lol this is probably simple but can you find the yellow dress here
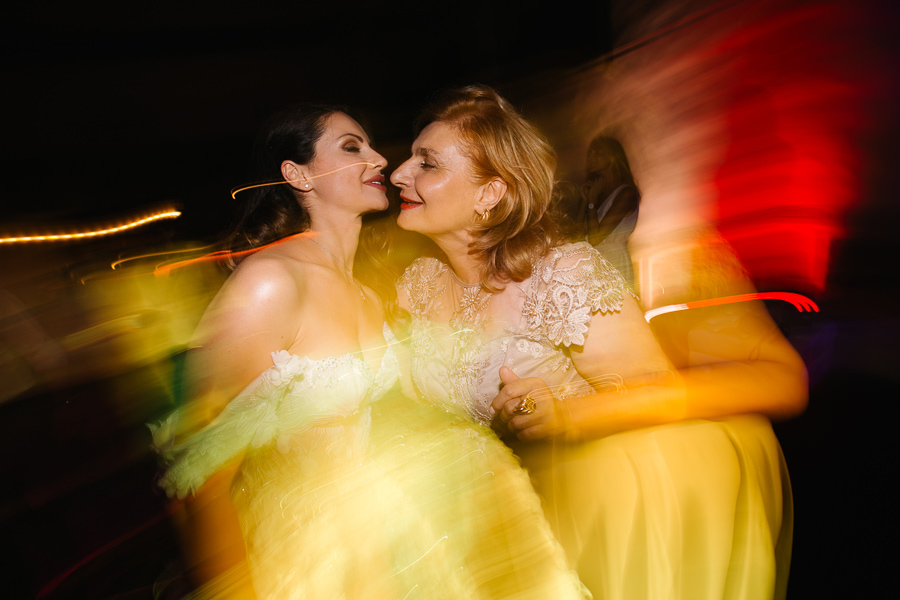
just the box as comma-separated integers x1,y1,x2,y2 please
151,324,588,599
400,243,793,600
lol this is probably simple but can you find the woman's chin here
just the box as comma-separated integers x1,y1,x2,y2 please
396,211,421,232
359,197,390,215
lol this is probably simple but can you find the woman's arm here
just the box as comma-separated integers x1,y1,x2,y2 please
493,294,681,440
494,291,807,441
187,256,306,422
649,298,808,420
172,465,257,599
174,255,307,597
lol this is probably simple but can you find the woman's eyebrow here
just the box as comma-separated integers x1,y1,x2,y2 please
338,133,366,143
416,147,438,158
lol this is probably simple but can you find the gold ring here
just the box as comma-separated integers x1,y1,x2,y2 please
514,394,536,415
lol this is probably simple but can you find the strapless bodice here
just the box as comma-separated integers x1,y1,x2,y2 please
150,323,399,497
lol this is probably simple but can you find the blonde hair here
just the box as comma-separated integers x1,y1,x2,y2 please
416,85,562,289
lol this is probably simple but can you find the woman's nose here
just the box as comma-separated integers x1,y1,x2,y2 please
390,160,411,186
369,150,387,170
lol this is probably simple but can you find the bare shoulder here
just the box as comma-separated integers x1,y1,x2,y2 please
184,248,314,409
224,247,311,307
193,247,310,347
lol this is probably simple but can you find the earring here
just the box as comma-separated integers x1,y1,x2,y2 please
480,209,491,221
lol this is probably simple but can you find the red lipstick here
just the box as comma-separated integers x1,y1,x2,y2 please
399,195,423,210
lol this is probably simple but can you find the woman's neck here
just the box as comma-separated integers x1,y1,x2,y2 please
307,214,363,267
432,231,485,285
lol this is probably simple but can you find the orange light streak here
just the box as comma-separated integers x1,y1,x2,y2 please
153,231,315,276
110,243,217,270
230,162,380,199
0,210,181,244
644,292,819,322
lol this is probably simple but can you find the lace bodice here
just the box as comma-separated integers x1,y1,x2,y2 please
150,324,400,497
399,242,632,425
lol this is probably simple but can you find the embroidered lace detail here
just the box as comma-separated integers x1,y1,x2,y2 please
399,257,494,330
401,243,633,426
398,258,447,319
150,324,400,498
524,242,633,347
451,285,492,330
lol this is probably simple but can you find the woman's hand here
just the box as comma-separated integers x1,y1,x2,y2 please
491,367,568,441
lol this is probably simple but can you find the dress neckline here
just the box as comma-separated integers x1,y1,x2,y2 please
274,322,397,380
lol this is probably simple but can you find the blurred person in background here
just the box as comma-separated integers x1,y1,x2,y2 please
574,135,641,290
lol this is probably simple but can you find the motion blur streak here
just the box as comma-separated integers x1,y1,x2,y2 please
525,0,883,303
644,292,820,322
153,231,322,276
111,243,217,270
0,209,181,244
230,161,381,198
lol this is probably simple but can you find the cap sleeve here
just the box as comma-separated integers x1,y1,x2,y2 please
524,242,634,347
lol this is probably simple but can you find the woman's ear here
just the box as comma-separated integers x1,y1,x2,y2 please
281,160,312,191
474,177,507,213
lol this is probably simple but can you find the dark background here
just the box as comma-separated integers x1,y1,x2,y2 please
1,1,897,598
1,0,616,236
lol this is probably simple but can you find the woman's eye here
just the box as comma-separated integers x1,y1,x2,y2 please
419,162,436,170
344,145,361,153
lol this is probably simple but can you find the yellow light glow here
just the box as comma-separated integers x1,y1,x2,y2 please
0,210,182,244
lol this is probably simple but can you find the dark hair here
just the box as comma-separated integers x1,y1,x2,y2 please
222,103,406,323
585,135,639,195
225,103,345,269
416,84,563,290
576,134,641,246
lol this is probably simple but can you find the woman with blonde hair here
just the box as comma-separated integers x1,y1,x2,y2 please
394,84,806,599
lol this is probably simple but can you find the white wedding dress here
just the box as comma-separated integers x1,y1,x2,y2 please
151,324,588,599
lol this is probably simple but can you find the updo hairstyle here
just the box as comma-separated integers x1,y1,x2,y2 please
225,103,345,268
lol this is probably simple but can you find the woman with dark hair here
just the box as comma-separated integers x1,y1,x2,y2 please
393,85,807,600
151,104,588,599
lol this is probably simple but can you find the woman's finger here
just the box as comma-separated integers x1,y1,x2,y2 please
509,396,566,440
492,378,544,414
506,394,552,431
